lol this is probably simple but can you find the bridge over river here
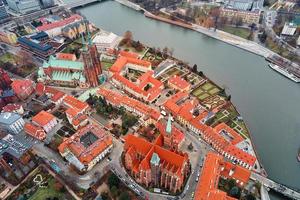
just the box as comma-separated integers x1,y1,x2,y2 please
251,173,300,200
64,0,105,9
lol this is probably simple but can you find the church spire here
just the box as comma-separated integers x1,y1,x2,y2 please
166,114,172,135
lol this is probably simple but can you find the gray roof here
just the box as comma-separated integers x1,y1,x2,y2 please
0,133,33,159
0,112,22,125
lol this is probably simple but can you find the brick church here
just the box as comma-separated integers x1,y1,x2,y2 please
123,115,190,193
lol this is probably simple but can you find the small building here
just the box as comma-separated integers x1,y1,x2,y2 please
0,133,36,185
92,30,121,53
32,110,57,133
18,32,54,60
36,14,85,38
168,75,191,92
58,124,113,171
24,122,46,141
281,22,297,37
0,112,25,134
66,107,88,130
11,79,35,100
2,104,24,115
221,8,261,24
6,0,41,14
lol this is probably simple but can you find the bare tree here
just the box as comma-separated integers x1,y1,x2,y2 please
17,50,33,66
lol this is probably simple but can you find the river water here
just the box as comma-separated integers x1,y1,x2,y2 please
67,1,300,199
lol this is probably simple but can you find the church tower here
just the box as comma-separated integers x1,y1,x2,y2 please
81,30,102,87
163,114,173,149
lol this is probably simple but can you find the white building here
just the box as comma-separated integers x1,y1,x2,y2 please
281,22,297,36
0,112,25,134
92,30,121,53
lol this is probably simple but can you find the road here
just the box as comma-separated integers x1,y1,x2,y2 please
251,172,300,200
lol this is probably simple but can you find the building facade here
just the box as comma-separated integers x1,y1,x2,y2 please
82,37,103,87
7,0,41,14
124,134,190,193
221,8,261,24
0,112,25,134
0,0,9,20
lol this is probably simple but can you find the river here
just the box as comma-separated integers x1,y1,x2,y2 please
67,1,300,199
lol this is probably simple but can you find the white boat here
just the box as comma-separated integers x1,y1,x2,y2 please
268,63,300,83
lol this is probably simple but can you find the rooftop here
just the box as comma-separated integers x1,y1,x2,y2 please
58,124,113,165
168,75,191,90
32,110,56,127
0,112,22,125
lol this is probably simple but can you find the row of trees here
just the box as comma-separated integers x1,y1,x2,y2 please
101,173,131,200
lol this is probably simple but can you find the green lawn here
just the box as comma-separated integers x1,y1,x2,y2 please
102,61,114,71
202,82,214,91
221,26,251,40
29,178,68,200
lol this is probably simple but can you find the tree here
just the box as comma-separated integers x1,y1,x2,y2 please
229,186,241,198
101,192,110,200
192,64,198,73
17,50,33,66
119,191,131,200
54,181,64,192
188,142,194,151
244,194,256,200
122,30,133,46
108,173,120,189
162,46,169,58
110,185,119,198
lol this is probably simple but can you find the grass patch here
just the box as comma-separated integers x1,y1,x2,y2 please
29,178,67,200
101,61,114,71
209,87,220,95
0,53,17,64
198,93,210,100
221,26,251,40
202,82,214,91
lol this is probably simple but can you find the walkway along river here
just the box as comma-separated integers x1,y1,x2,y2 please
67,0,300,199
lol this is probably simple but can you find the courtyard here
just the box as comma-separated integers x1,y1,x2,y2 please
7,166,75,200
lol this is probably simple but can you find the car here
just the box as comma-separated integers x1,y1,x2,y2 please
191,192,195,198
195,177,199,182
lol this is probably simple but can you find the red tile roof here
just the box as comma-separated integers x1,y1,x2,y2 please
214,123,244,145
195,152,244,200
37,14,82,31
110,56,151,73
168,75,191,91
24,123,46,141
11,79,34,99
58,124,113,165
32,110,56,127
119,50,139,58
2,104,22,113
124,134,188,177
98,88,161,121
56,53,76,61
63,95,89,112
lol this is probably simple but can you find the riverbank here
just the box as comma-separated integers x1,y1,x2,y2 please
114,0,300,74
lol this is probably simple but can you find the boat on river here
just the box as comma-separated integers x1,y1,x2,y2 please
297,148,300,162
268,63,300,83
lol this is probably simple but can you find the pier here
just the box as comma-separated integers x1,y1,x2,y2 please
65,0,104,9
251,173,300,200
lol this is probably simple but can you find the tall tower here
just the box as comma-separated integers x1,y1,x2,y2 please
81,31,102,88
163,114,173,149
